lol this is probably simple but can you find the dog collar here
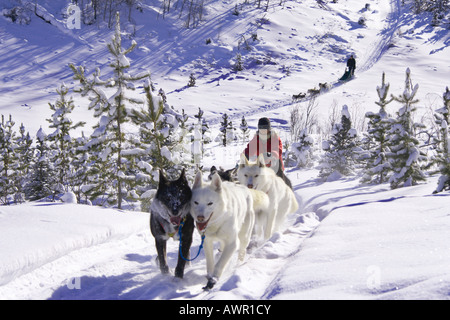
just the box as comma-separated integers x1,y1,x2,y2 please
160,216,187,238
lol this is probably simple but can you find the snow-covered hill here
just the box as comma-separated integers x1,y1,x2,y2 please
0,0,449,300
1,0,448,134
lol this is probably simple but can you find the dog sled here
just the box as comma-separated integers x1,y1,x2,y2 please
339,68,353,81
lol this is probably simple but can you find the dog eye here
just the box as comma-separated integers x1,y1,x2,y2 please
255,175,259,178
207,202,213,206
194,201,199,205
244,174,248,177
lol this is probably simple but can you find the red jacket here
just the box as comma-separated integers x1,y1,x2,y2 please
244,132,284,171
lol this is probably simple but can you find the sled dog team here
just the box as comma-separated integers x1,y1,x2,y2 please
150,154,298,290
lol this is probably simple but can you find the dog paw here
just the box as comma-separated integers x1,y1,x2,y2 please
202,277,217,291
238,250,246,261
172,276,183,283
160,265,170,274
174,271,184,279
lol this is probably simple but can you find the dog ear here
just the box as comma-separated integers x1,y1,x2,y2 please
210,172,222,192
193,171,203,189
257,154,266,168
239,153,249,168
178,168,187,182
158,169,167,186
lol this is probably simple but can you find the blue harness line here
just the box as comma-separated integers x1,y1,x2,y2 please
178,220,205,262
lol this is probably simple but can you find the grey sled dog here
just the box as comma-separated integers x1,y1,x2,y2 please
150,169,194,278
190,171,255,290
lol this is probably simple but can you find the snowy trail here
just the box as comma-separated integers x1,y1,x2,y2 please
358,0,401,72
1,172,449,300
0,172,319,300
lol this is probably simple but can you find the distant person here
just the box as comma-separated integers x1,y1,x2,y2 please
243,117,284,173
347,55,356,77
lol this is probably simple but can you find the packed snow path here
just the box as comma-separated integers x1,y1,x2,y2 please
358,0,401,72
0,175,319,300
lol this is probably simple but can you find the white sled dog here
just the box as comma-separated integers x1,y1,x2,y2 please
247,188,270,243
238,154,299,240
190,171,255,290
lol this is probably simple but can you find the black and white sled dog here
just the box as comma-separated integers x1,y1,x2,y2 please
208,165,238,182
150,169,194,278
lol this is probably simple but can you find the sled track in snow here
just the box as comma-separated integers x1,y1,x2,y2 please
207,95,299,126
359,0,401,72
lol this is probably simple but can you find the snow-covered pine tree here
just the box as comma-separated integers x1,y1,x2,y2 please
193,107,210,145
361,72,394,184
0,115,19,204
194,107,203,123
318,105,360,180
25,128,55,201
46,84,85,194
192,120,203,165
188,73,196,87
220,113,230,146
13,123,33,204
433,87,450,193
388,68,427,189
70,132,91,204
201,117,211,144
158,88,167,103
189,108,204,162
234,53,243,71
129,80,181,191
179,109,190,133
70,12,149,209
227,120,236,144
289,128,314,168
240,116,250,144
177,108,192,163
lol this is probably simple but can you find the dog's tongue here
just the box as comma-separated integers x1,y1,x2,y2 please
170,216,182,226
196,221,208,232
196,214,213,232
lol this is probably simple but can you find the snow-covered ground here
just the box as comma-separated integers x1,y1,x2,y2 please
0,171,449,300
0,0,449,300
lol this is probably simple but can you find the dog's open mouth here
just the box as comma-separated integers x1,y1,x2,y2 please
196,214,213,232
170,216,182,226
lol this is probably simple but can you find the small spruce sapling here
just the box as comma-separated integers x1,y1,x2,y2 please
433,87,450,193
361,72,394,184
388,68,427,189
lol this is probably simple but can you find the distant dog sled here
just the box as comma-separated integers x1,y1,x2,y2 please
339,68,352,81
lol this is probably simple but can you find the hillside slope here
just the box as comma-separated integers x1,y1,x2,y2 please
1,0,448,136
